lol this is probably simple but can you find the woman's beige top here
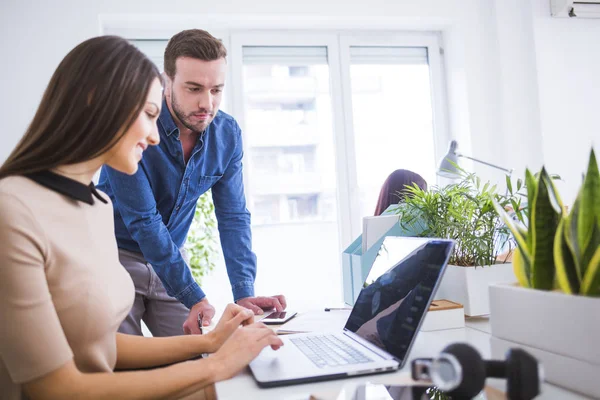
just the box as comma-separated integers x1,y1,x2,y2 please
0,172,134,399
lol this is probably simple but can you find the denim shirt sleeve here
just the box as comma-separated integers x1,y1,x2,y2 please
104,165,205,309
211,122,257,301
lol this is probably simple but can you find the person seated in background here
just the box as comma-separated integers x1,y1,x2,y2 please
0,35,281,400
374,169,428,216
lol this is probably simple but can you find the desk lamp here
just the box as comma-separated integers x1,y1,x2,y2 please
437,140,513,178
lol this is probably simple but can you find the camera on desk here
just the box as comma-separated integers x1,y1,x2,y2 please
410,343,543,400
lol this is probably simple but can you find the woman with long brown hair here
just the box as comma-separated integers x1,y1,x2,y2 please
0,36,281,400
374,169,428,216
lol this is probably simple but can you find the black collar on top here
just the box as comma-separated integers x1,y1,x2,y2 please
25,170,108,205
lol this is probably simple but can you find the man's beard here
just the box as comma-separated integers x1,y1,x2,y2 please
171,90,212,133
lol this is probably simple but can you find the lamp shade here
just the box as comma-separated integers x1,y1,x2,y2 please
437,140,461,178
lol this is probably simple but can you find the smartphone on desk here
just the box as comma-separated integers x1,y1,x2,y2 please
260,310,297,325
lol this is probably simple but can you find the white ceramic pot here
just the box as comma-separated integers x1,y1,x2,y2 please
434,263,516,316
489,283,600,398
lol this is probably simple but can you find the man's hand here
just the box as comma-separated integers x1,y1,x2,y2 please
182,298,215,335
236,295,287,315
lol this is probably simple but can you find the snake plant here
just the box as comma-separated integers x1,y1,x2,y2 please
493,149,600,296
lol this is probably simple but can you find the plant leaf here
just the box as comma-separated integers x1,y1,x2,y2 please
565,194,584,280
541,171,565,213
578,149,600,274
515,220,528,238
492,199,531,263
581,246,600,296
581,218,600,276
525,169,537,250
513,247,531,288
554,217,580,294
530,168,559,290
506,175,513,195
482,181,490,195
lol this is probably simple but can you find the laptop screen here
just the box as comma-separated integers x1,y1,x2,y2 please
344,238,454,362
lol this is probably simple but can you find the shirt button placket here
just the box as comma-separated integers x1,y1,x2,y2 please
175,177,189,212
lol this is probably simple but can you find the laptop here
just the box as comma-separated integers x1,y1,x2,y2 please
249,237,455,387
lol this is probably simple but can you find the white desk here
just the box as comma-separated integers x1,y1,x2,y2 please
215,311,590,400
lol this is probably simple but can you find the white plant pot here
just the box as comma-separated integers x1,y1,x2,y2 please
489,283,600,398
434,263,515,316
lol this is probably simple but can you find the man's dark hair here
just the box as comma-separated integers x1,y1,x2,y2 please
164,29,227,79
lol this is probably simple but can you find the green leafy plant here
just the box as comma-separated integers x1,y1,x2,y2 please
395,168,517,267
493,149,600,296
184,191,218,285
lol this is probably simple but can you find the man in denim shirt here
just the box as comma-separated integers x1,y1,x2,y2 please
98,29,286,336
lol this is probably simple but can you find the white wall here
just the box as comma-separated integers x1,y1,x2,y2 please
492,0,545,177
531,0,600,204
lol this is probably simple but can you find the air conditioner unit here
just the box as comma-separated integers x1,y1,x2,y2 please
550,0,600,17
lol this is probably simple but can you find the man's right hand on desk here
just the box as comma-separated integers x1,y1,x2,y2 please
236,295,287,315
183,298,215,335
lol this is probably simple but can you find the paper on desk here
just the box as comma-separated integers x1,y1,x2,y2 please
276,310,351,334
362,215,399,254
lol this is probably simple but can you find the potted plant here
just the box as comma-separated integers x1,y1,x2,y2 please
394,169,518,316
489,149,600,397
184,191,219,285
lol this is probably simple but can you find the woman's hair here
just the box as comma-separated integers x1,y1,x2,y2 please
163,29,227,80
0,35,161,179
374,169,428,216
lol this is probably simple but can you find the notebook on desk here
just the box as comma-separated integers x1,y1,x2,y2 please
249,238,455,387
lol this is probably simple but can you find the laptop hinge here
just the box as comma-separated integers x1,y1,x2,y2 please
343,329,397,361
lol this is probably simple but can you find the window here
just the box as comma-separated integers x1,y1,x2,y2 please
287,194,319,220
237,43,342,308
348,46,438,221
241,45,338,226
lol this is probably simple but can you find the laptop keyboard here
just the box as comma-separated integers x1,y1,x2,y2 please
290,334,373,368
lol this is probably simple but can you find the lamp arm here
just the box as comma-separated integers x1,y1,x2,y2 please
458,154,513,175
